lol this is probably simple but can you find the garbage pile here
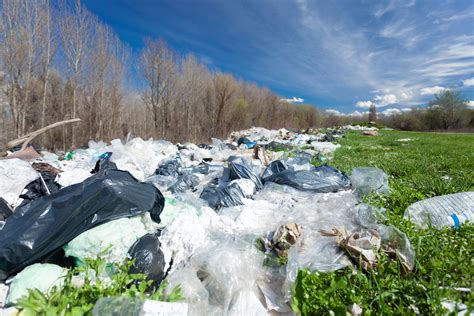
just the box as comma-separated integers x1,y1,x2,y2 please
1,126,417,315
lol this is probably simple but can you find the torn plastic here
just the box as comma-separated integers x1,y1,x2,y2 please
263,165,350,192
0,159,38,207
6,263,66,305
351,167,389,197
404,192,474,229
128,233,166,288
0,169,164,281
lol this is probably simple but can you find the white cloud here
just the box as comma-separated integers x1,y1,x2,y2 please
467,100,474,108
325,109,343,116
401,108,412,112
281,96,304,103
348,110,368,116
420,86,447,95
381,108,402,116
463,77,474,87
355,100,374,108
374,94,398,106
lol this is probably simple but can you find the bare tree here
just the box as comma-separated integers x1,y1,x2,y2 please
59,0,93,146
139,38,176,139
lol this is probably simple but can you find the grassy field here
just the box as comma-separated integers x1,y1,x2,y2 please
293,130,474,315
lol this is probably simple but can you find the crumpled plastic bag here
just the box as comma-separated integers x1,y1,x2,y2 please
263,165,350,192
128,233,166,288
0,169,164,281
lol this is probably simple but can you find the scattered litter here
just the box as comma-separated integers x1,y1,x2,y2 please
351,167,389,197
362,130,379,136
396,138,412,142
0,126,424,314
404,192,474,229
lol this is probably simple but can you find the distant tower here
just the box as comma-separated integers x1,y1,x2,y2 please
368,104,377,122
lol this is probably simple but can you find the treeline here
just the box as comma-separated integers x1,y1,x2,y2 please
0,0,319,150
320,90,474,131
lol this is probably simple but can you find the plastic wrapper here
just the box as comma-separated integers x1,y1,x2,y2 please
0,158,38,207
6,263,66,305
404,192,474,229
128,233,166,288
263,165,350,192
351,167,389,197
0,169,164,281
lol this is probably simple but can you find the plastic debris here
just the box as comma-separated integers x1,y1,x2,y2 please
6,264,66,305
128,233,166,288
351,167,390,197
0,159,38,207
263,165,350,192
0,169,164,281
404,192,474,229
64,215,158,265
271,223,303,257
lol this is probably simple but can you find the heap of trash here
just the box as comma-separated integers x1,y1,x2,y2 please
0,125,468,315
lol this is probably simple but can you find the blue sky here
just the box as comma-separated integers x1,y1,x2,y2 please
83,0,474,115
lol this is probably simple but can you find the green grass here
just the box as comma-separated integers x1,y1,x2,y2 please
293,130,474,315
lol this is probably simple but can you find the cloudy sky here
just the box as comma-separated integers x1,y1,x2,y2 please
83,0,474,115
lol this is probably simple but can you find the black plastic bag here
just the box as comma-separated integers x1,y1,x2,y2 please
228,160,263,190
0,197,12,222
0,169,164,281
169,174,199,193
200,182,245,210
261,160,289,180
155,160,181,177
128,233,166,288
18,172,61,207
263,165,350,192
